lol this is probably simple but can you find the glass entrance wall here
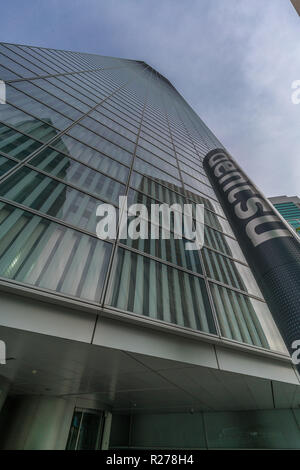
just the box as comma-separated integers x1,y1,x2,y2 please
66,409,104,450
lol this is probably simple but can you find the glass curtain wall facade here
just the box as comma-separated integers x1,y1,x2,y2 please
0,43,286,354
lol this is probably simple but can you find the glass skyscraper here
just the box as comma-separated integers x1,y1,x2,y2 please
0,43,299,450
269,196,300,235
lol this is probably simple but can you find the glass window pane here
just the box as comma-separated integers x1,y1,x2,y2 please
182,169,211,188
82,115,137,144
27,152,126,205
179,160,207,179
6,85,72,130
0,124,43,159
121,233,203,274
0,50,34,78
0,64,20,80
204,226,246,263
108,247,216,334
47,76,96,108
205,410,300,449
30,146,129,184
184,182,217,201
92,108,138,135
0,154,18,176
0,104,60,142
13,81,82,120
134,157,181,187
202,248,263,298
0,166,113,233
0,44,45,75
52,133,133,167
76,412,103,450
69,123,135,154
136,146,179,178
33,78,91,114
0,202,112,302
66,411,82,450
209,283,270,348
130,171,184,204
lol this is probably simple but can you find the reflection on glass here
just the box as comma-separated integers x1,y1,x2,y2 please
13,81,82,120
66,410,104,450
130,172,184,204
52,133,133,167
0,154,17,176
31,146,129,184
0,166,114,233
0,203,111,301
28,152,126,205
136,146,179,178
134,158,181,186
204,225,232,257
202,248,263,298
82,115,137,144
182,170,211,190
68,123,135,154
209,283,269,348
184,182,217,201
0,123,43,159
122,226,202,274
248,299,287,353
108,247,216,333
6,85,72,130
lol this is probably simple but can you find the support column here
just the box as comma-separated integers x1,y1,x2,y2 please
0,395,74,450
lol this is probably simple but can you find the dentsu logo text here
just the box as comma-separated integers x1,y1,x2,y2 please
96,196,205,251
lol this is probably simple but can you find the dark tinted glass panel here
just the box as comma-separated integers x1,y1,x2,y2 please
0,104,60,142
52,133,133,167
30,147,129,184
6,85,72,129
0,154,17,176
134,157,181,186
0,166,111,233
209,283,269,348
0,124,43,159
108,247,215,333
122,232,202,274
0,202,111,301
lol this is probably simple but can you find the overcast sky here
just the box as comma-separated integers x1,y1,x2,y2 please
1,0,299,197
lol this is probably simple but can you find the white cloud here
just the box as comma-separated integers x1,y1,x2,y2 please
98,0,300,195
2,0,299,196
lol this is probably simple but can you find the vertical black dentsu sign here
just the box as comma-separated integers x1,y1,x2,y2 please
203,148,300,368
